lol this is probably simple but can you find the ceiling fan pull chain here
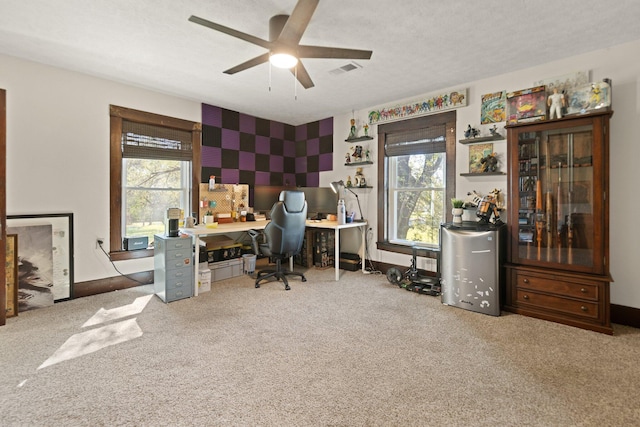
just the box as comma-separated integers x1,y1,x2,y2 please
268,54,272,92
294,65,298,100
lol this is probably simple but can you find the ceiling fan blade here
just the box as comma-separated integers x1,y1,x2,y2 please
291,61,315,89
277,0,319,45
297,45,373,60
223,53,271,74
189,15,271,49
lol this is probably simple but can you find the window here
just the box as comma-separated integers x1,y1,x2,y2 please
377,112,456,254
110,106,201,260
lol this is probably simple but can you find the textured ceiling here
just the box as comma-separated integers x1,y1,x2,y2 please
2,0,640,125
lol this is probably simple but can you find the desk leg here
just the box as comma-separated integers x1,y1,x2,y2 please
334,227,340,281
193,235,200,297
361,224,366,274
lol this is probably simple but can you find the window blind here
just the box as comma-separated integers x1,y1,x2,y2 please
384,124,446,156
121,120,192,160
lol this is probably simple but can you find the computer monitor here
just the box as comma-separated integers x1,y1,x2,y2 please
251,186,291,213
302,187,337,220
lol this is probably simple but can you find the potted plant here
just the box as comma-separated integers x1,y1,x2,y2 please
451,198,464,224
203,210,214,224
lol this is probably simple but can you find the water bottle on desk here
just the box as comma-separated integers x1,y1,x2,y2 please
337,199,346,225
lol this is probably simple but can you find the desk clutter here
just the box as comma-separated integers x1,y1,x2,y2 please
198,183,250,224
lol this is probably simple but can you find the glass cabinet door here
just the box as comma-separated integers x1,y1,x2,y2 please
512,119,602,272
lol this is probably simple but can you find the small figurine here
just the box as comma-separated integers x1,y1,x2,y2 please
348,118,358,139
489,124,499,136
346,176,352,187
354,167,365,187
548,87,565,119
363,123,369,137
465,124,479,138
351,145,363,162
480,152,499,172
345,152,351,164
365,149,371,162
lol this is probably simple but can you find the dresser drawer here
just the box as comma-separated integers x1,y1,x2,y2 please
165,285,193,302
515,272,598,301
164,238,191,251
515,289,599,319
164,250,192,271
165,274,193,292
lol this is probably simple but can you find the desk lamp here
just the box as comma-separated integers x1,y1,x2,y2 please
330,180,365,222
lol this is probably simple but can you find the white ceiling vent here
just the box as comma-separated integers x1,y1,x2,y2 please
329,61,363,75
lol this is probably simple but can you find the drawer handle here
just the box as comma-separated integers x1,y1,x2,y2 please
523,294,529,300
581,306,587,312
580,288,587,293
175,282,184,288
523,278,530,284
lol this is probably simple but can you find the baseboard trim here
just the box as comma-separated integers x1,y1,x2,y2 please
74,270,153,298
611,304,640,329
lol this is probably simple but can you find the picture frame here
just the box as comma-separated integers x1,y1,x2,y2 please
5,234,18,318
481,91,506,124
7,213,74,309
469,143,494,173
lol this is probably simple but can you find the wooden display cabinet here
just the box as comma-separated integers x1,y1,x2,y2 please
504,110,613,334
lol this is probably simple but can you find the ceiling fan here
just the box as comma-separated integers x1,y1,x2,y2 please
188,0,373,89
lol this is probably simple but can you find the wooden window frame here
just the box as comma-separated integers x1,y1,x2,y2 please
376,111,456,256
109,105,201,260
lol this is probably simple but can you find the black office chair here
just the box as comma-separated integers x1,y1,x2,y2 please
249,190,308,290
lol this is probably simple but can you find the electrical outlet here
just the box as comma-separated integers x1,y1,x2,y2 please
96,237,105,249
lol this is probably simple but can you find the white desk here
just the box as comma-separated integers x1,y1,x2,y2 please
304,220,368,280
181,219,367,295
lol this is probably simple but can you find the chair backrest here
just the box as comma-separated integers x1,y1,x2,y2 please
263,190,308,257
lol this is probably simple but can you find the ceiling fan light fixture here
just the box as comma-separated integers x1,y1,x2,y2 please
269,52,298,69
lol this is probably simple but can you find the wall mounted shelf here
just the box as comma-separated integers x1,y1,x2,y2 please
459,135,504,144
460,172,506,177
345,136,374,143
345,161,373,166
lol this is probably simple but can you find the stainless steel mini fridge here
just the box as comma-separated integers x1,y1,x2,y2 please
440,222,506,316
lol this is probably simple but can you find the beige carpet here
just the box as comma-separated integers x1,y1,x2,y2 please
1,265,639,426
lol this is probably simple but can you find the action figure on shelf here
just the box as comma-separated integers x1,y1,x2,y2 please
363,123,369,137
345,152,351,164
348,118,357,139
351,145,363,162
489,124,499,136
365,149,371,162
480,152,499,172
354,167,366,187
464,124,479,138
548,87,565,119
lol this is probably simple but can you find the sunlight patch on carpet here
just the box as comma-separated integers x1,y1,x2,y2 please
38,318,143,370
82,294,153,327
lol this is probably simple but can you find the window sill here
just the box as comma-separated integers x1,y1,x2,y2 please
109,248,154,261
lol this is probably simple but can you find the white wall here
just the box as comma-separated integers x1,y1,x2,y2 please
326,39,640,309
1,54,201,282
